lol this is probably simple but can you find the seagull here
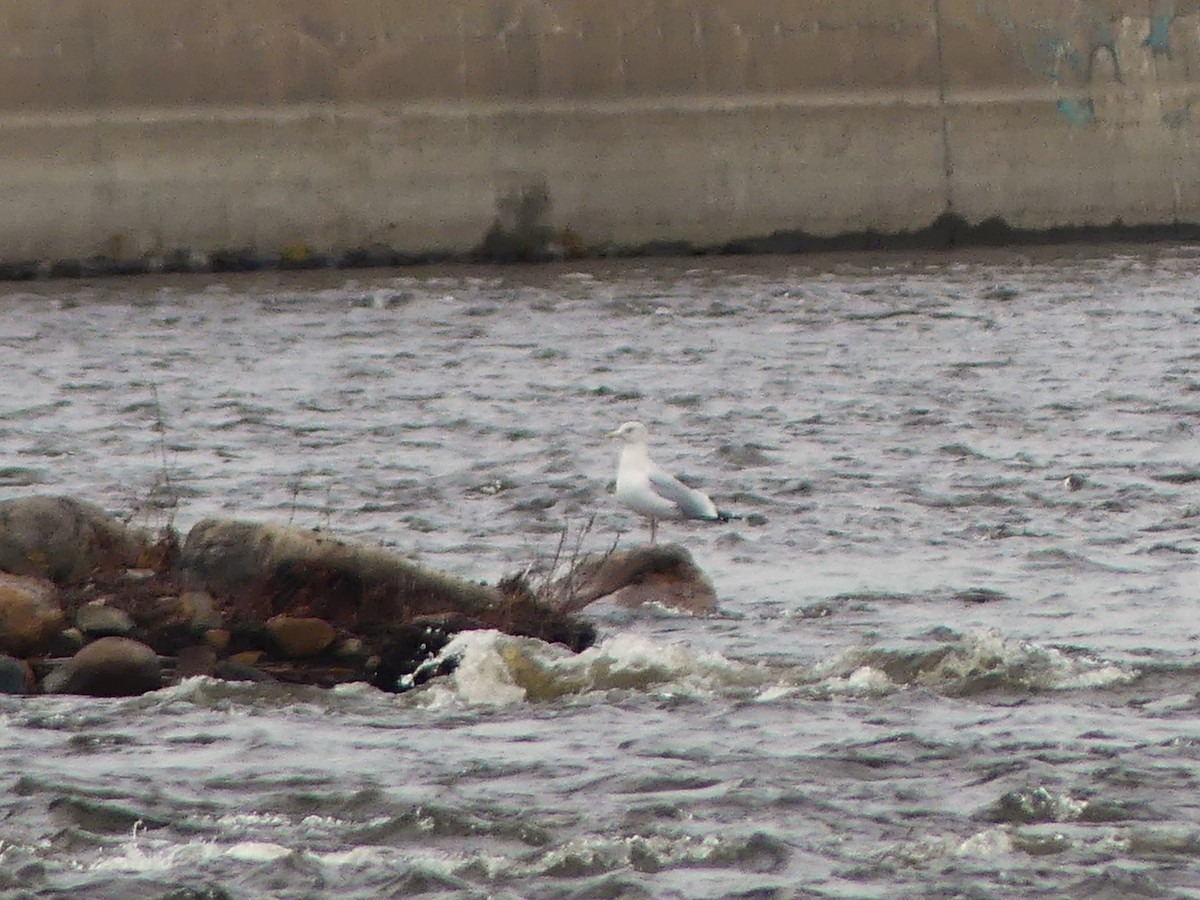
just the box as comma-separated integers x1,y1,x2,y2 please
606,420,736,544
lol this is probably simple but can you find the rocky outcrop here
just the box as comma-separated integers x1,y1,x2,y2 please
0,495,726,696
0,496,149,583
179,518,501,626
0,495,610,696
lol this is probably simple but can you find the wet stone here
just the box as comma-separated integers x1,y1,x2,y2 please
74,600,135,638
0,572,65,658
0,654,33,694
175,645,217,680
0,495,148,584
266,615,337,659
213,659,276,683
43,636,162,697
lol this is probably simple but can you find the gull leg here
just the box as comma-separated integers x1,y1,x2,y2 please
649,518,657,545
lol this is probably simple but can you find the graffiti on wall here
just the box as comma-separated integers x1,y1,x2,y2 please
972,0,1194,127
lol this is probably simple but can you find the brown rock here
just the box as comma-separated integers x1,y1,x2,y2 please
177,590,223,629
213,659,275,683
0,572,65,657
545,544,718,614
333,637,366,660
43,637,162,697
178,518,500,627
0,495,149,584
203,628,231,653
175,645,217,680
75,600,135,637
266,615,336,658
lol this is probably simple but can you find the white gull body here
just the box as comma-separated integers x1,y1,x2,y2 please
607,421,730,543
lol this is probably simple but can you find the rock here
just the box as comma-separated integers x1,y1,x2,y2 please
0,572,66,656
213,659,276,683
50,626,85,657
176,590,223,629
0,654,33,694
179,518,501,627
204,628,231,653
333,637,365,660
545,544,718,614
0,495,148,584
75,600,135,637
175,645,217,680
370,623,454,693
266,615,336,658
128,589,225,655
43,637,162,697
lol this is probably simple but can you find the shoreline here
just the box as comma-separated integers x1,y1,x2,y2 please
1,213,1199,283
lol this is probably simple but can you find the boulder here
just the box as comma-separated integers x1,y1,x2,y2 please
179,518,501,627
175,645,217,680
43,636,162,697
544,544,718,614
0,654,33,694
50,627,86,657
213,658,276,683
204,628,231,653
0,572,66,656
266,615,336,658
0,495,148,584
75,600,135,638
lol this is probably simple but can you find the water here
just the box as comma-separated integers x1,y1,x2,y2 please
0,246,1198,898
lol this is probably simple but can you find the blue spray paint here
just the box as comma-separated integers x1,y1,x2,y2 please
1144,9,1174,55
1056,98,1095,126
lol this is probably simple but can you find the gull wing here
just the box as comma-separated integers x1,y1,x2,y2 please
648,470,718,520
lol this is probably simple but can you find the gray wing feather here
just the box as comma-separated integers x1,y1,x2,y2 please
648,470,718,519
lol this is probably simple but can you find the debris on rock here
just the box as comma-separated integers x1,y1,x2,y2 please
542,543,718,614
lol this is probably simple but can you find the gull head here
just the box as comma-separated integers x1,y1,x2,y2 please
606,421,649,445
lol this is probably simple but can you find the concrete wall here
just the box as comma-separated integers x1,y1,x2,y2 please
1,0,1198,263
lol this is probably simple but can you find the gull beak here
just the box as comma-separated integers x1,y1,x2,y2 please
605,427,621,440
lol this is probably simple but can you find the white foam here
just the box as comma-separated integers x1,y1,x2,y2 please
828,665,896,695
442,630,531,705
88,841,193,874
430,630,754,706
954,827,1014,859
930,630,1139,691
311,846,395,867
814,629,1138,695
213,812,291,830
225,841,293,862
889,827,1014,865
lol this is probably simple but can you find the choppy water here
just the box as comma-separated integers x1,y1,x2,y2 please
0,246,1199,898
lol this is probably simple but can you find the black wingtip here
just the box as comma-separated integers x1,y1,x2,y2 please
716,510,742,523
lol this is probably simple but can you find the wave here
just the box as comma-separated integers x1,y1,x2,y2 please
87,627,1138,712
813,629,1139,698
419,630,763,706
414,627,1138,707
68,819,788,897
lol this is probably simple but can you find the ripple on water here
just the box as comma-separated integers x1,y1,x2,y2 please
0,252,1199,896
